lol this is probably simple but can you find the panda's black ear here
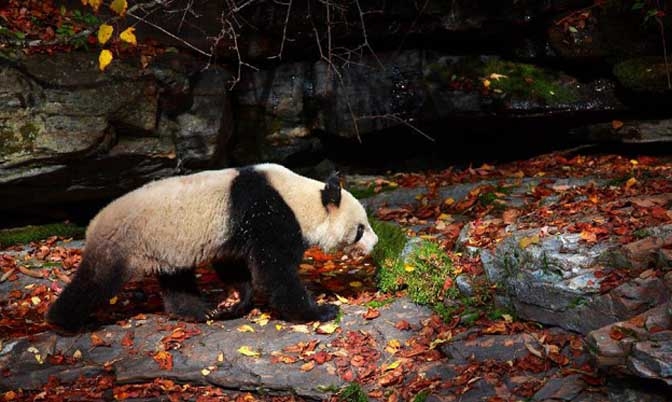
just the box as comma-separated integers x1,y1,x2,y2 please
321,171,342,208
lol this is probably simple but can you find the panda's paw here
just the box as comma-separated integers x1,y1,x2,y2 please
316,304,339,322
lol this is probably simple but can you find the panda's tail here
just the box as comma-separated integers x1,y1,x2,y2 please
46,257,126,331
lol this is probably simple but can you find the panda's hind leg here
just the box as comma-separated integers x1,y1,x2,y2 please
158,269,210,322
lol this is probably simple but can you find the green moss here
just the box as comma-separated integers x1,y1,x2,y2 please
412,391,430,402
0,223,85,248
426,56,579,104
614,58,672,91
483,59,578,104
371,219,408,293
338,383,368,402
365,298,395,309
403,242,453,305
350,182,398,200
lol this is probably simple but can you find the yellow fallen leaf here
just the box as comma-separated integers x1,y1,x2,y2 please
31,296,41,305
385,339,401,354
98,49,113,71
429,335,452,350
300,361,316,372
404,264,415,273
119,27,137,46
444,198,455,205
109,296,118,305
275,324,284,331
316,322,339,334
349,281,363,288
335,294,349,304
97,24,113,45
384,360,402,371
109,0,127,15
290,324,310,333
483,79,491,88
73,350,82,360
625,177,637,190
519,235,540,249
251,313,271,326
489,73,508,81
237,346,260,358
502,314,513,323
217,352,224,363
201,368,211,376
237,324,255,333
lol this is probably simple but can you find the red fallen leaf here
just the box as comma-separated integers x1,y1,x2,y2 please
611,120,624,130
363,308,380,320
121,331,134,347
312,350,330,364
378,367,403,386
651,206,671,221
47,354,65,365
153,350,173,370
395,320,411,331
350,355,367,367
649,325,666,334
90,333,109,347
341,368,356,382
609,326,625,341
502,209,521,224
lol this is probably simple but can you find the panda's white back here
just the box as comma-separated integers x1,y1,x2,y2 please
85,168,239,276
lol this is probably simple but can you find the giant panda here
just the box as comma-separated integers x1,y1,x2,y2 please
46,163,378,330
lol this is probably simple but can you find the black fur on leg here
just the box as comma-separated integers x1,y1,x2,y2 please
159,269,210,322
230,167,338,323
208,260,254,319
46,257,127,331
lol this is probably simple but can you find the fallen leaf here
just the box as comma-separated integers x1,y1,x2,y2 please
384,360,402,371
316,322,339,334
90,333,109,347
201,368,210,376
519,235,540,249
395,320,411,330
153,350,173,370
237,324,255,333
612,120,624,130
363,308,380,320
238,346,261,358
300,361,316,372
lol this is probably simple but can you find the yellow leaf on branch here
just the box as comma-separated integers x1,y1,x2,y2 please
119,27,137,45
110,0,128,16
82,0,102,12
98,49,113,71
97,24,113,45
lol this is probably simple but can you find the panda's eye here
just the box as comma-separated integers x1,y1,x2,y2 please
354,224,365,243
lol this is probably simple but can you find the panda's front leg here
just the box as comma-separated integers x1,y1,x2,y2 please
249,247,338,323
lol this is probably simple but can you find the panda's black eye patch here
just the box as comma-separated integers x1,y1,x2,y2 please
354,224,365,243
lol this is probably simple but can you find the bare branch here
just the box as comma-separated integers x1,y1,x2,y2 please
358,114,435,142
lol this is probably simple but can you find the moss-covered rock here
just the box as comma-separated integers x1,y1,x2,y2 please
0,223,85,248
614,57,672,92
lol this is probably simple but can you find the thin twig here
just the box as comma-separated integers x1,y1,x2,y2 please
358,114,435,142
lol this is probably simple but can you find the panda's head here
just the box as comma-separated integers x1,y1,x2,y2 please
318,173,378,256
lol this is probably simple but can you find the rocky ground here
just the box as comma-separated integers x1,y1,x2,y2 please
1,151,672,401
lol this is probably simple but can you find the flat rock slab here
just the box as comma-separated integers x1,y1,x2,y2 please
0,299,431,399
